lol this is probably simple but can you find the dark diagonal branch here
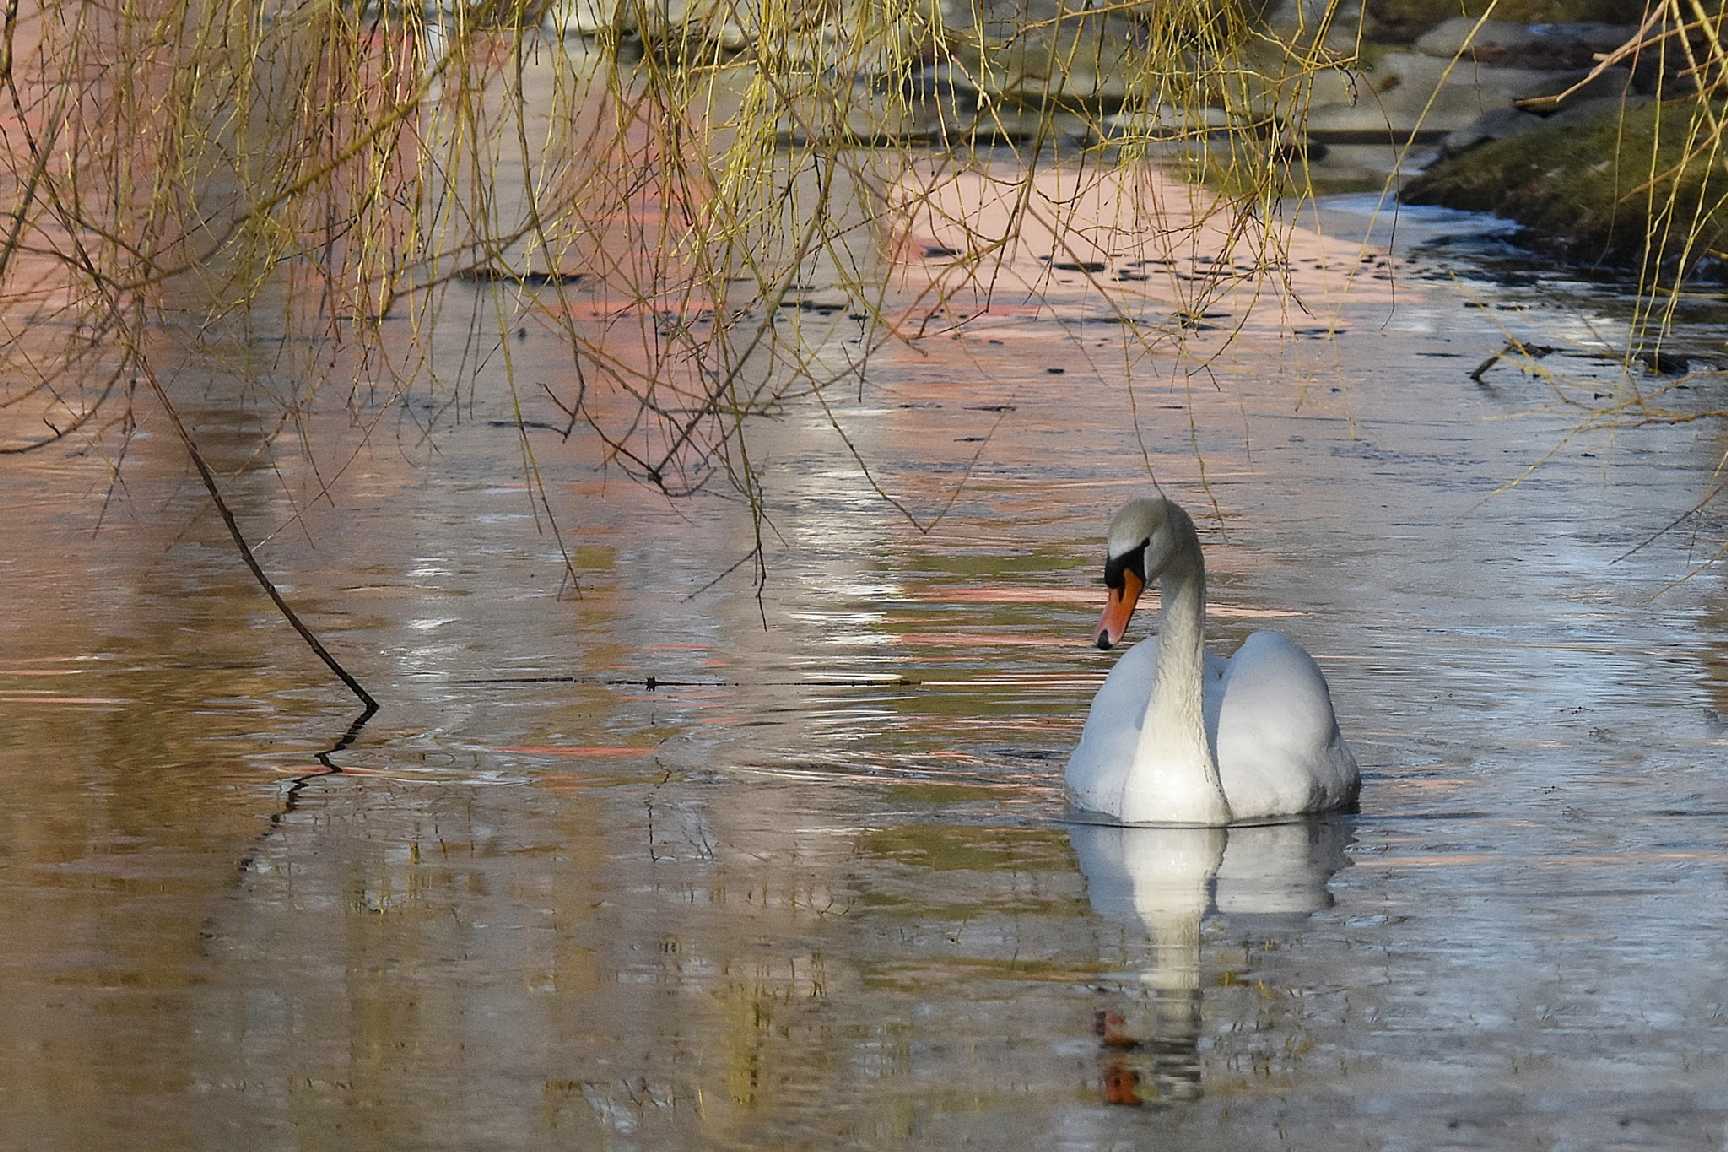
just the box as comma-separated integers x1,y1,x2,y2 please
143,367,380,714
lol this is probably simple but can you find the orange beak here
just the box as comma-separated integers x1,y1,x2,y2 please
1095,568,1144,650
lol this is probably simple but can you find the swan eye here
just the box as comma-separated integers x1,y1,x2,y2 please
1103,539,1149,590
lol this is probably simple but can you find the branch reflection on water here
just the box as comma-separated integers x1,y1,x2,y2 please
1069,819,1353,1107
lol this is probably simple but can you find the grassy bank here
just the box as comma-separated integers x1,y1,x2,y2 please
1402,100,1728,281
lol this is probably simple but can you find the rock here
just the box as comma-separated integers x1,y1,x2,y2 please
1513,66,1634,114
941,106,1090,146
1546,93,1655,125
1304,102,1428,145
997,58,1134,106
1245,57,1363,117
1306,99,1458,143
1439,106,1546,158
1264,0,1365,54
778,94,940,147
868,63,982,111
1539,22,1641,54
1302,66,1366,109
546,0,758,50
1097,104,1231,142
941,1,1260,109
709,19,753,52
967,11,1147,107
1375,50,1571,100
1414,18,1537,63
542,0,623,37
940,0,1033,33
1628,45,1696,95
1305,140,1439,184
1306,53,1574,142
1415,17,1638,70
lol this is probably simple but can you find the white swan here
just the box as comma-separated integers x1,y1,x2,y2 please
1065,496,1359,824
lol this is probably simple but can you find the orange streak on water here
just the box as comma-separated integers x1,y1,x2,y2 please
498,745,651,758
894,633,1058,647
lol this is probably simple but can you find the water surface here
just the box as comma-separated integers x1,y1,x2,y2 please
3,85,1728,1151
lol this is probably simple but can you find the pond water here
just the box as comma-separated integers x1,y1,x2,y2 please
4,66,1728,1152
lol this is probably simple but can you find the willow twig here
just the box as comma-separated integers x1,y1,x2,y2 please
144,368,379,714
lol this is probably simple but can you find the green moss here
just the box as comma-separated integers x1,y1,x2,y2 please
853,891,1086,919
883,783,1014,804
861,955,1113,990
858,824,1075,872
1402,100,1728,278
897,546,1082,578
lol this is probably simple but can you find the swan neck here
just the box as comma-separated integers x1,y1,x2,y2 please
1156,564,1205,690
1148,551,1208,750
1130,513,1232,823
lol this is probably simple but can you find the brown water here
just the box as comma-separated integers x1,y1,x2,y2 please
5,56,1728,1151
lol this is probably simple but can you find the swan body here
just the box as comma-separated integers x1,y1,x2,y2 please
1065,497,1359,825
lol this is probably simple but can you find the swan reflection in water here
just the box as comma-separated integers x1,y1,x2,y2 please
1068,819,1353,1107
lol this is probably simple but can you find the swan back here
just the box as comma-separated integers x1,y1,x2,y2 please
1207,631,1359,820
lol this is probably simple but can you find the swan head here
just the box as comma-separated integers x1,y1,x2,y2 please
1096,496,1187,650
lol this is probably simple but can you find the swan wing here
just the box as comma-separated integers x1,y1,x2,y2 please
1065,635,1160,814
1208,631,1359,820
